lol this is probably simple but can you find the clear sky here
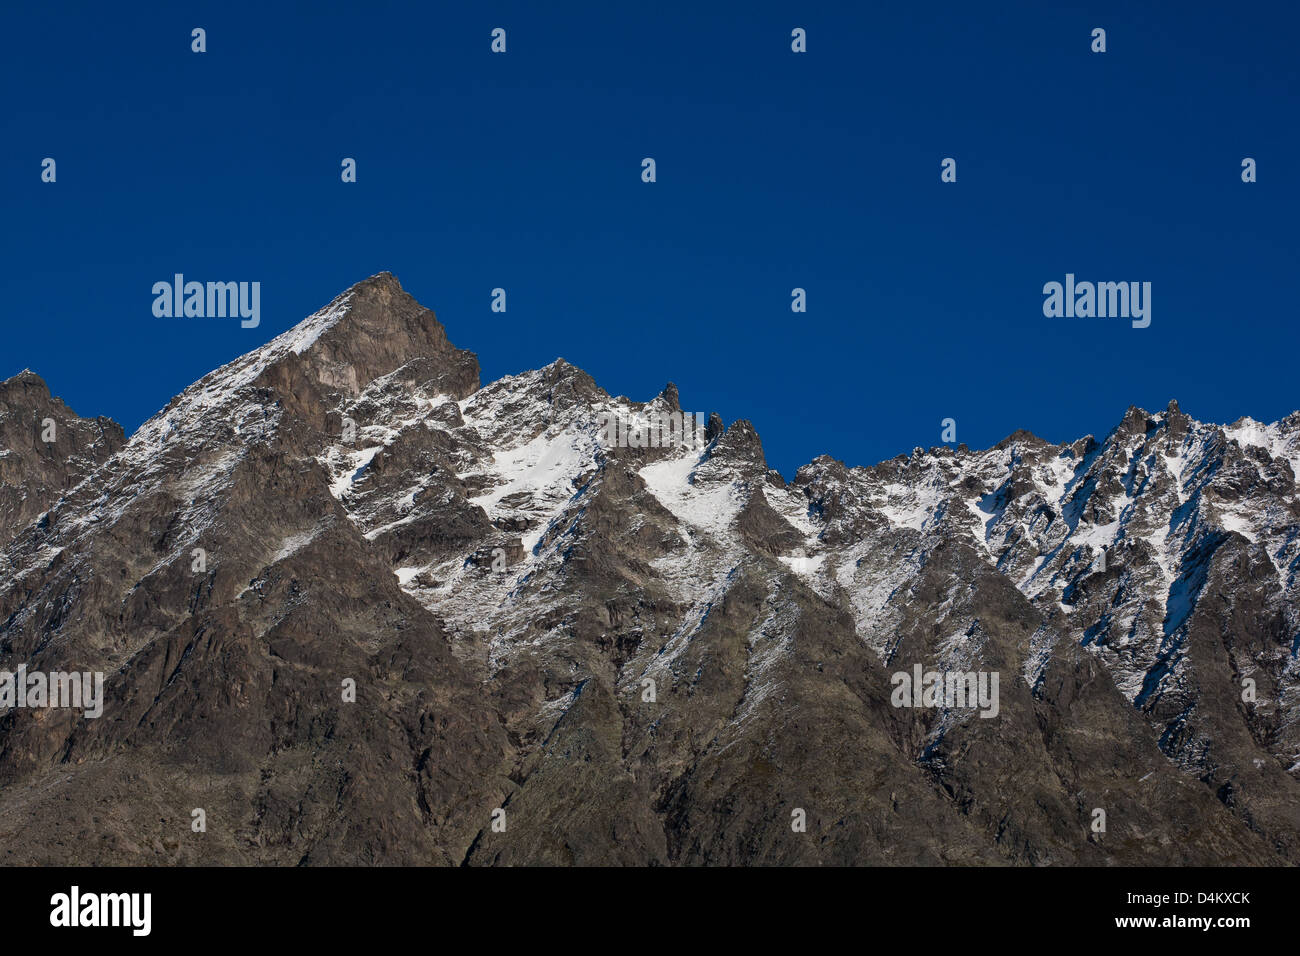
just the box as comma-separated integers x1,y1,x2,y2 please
3,1,1297,476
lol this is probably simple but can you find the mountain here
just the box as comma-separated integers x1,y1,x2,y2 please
1,272,1296,865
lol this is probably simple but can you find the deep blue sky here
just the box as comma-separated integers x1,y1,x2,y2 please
3,1,1297,476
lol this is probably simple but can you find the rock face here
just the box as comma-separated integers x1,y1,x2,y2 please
0,272,1296,865
0,371,125,549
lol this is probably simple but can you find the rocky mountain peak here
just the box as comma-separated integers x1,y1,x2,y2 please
1,368,48,394
285,272,478,400
0,369,125,547
1114,403,1156,438
693,418,767,485
993,428,1048,452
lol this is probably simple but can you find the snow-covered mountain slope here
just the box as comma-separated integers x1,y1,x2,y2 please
787,404,1300,773
0,272,1295,865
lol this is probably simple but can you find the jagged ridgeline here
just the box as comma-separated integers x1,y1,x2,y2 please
1,273,1297,865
